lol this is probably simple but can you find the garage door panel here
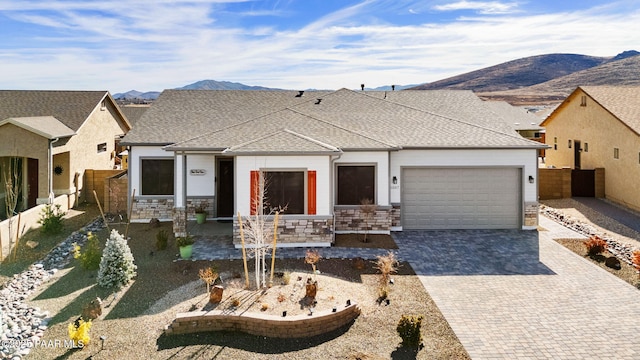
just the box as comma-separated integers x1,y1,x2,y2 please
402,168,521,230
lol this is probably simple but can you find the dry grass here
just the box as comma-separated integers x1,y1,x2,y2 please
556,238,640,289
21,218,469,359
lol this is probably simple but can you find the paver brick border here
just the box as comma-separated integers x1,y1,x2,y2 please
165,303,361,338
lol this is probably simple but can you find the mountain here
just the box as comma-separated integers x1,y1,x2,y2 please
479,53,640,104
177,79,282,91
113,90,161,100
410,53,611,92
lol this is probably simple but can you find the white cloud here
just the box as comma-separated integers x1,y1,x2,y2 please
433,1,520,15
0,1,639,92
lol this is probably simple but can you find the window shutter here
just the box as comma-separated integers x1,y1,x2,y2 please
308,170,316,215
250,171,259,215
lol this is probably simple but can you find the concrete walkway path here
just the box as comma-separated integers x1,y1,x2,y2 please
394,217,640,359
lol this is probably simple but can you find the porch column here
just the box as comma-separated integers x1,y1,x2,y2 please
172,152,187,237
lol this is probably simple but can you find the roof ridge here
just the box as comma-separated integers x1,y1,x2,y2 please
282,128,340,151
286,106,399,149
355,89,540,143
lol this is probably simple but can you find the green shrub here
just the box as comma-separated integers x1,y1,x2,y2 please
38,204,66,235
79,232,101,270
156,229,168,250
397,314,424,348
97,229,137,289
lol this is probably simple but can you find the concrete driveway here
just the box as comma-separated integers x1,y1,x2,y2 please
393,217,640,359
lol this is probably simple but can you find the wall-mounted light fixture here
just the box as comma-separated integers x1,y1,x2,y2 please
528,175,535,184
392,176,398,185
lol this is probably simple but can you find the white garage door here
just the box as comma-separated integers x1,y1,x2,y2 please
402,168,521,230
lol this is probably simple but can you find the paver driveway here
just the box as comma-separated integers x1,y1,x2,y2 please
393,217,640,359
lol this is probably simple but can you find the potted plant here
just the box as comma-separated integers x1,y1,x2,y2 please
194,202,208,224
176,235,195,259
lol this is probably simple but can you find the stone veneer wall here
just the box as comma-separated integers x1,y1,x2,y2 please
334,206,392,233
524,202,538,227
165,304,361,338
130,198,174,220
233,216,333,246
173,207,186,237
390,204,401,229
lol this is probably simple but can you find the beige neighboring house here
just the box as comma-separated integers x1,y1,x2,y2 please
541,86,640,211
486,101,546,157
0,91,131,218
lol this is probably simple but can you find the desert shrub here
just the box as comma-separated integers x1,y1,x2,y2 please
632,250,640,271
38,204,66,235
97,229,137,289
156,229,168,250
305,250,321,274
375,251,399,299
397,314,424,348
68,318,91,348
282,271,291,285
79,232,101,270
584,236,607,257
198,266,218,294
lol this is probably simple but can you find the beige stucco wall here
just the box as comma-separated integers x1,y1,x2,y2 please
53,100,128,197
0,124,49,200
544,89,640,211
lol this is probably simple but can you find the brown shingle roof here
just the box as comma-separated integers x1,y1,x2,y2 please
124,88,545,151
580,86,640,135
0,90,116,132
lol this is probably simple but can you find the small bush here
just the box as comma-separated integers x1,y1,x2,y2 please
68,318,91,348
282,271,291,285
97,229,137,289
261,303,269,311
79,232,101,270
632,250,640,271
305,250,321,274
156,229,168,250
584,236,607,257
198,266,218,294
375,251,399,298
397,314,424,348
38,204,66,235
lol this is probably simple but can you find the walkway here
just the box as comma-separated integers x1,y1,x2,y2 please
574,197,640,233
396,217,640,359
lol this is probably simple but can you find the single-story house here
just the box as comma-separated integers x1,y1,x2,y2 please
121,88,545,247
0,91,131,217
541,86,640,211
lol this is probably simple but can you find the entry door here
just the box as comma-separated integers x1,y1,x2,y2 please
216,158,234,217
27,158,38,208
574,140,581,169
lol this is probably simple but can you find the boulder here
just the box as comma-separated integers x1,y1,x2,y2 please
605,256,621,270
209,285,224,304
305,278,317,299
81,297,103,321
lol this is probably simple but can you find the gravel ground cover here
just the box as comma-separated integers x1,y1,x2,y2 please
21,218,468,359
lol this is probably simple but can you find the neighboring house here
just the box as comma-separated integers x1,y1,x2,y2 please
485,101,545,143
121,88,545,246
541,86,640,211
0,91,131,217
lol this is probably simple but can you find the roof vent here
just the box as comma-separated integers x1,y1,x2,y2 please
296,90,304,97
315,98,322,104
360,84,365,91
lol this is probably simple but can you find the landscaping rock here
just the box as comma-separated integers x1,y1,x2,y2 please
81,297,103,321
353,257,366,270
25,241,39,249
209,285,224,304
0,217,104,359
605,256,622,270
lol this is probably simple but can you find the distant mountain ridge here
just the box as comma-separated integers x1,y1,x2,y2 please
114,50,639,104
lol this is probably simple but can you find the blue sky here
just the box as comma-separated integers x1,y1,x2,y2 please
0,0,638,93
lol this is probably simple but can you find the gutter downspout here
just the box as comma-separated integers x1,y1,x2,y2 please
48,138,60,204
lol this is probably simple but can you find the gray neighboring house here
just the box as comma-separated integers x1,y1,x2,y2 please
121,88,545,247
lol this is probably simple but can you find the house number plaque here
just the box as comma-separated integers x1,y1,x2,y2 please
190,169,206,176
